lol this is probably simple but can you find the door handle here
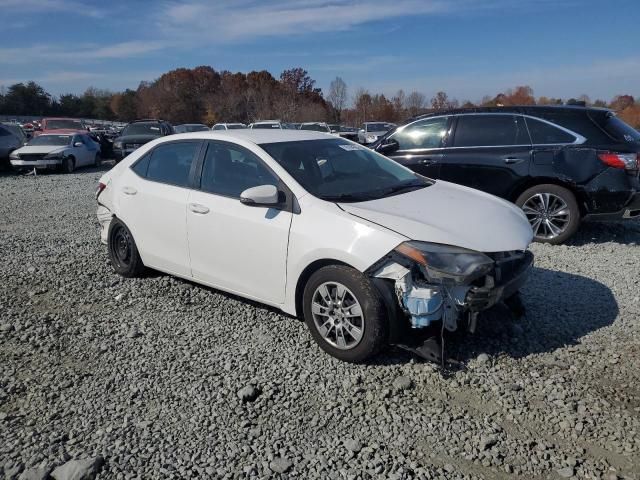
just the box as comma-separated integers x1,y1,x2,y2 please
504,157,525,165
189,203,210,214
122,186,137,195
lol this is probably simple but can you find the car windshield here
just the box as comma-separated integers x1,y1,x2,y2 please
300,123,330,132
366,123,392,132
227,124,246,129
601,115,640,143
28,135,71,146
253,123,280,129
46,119,83,130
122,123,163,136
260,138,431,202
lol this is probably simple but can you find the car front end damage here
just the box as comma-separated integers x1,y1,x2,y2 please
367,242,534,364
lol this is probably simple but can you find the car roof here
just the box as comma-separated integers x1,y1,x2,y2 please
409,105,612,122
161,129,334,144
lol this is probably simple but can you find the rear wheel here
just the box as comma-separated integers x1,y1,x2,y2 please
108,218,146,277
515,184,580,244
302,265,387,363
93,153,101,167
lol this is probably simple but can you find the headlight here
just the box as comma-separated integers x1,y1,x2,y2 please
114,141,123,149
395,241,494,285
366,135,377,142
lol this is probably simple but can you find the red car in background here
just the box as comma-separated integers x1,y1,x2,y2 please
38,118,87,136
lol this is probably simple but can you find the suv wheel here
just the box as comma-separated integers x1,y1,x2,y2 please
302,265,387,363
516,184,580,244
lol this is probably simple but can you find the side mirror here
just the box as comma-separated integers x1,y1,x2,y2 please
74,141,83,147
240,184,281,207
377,138,399,154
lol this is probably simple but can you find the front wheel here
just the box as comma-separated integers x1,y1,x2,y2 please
61,156,75,174
515,184,580,244
302,265,387,363
108,218,146,277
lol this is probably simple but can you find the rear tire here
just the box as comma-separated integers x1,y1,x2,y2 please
108,218,146,277
302,265,387,363
515,184,580,244
93,153,101,167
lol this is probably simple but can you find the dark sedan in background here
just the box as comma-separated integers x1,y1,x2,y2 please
374,105,640,244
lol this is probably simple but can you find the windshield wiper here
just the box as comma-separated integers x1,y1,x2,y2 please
377,182,428,198
321,193,377,202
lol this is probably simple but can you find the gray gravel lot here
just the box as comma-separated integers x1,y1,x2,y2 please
1,164,639,479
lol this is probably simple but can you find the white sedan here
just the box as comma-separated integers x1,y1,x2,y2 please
96,130,533,363
11,132,100,173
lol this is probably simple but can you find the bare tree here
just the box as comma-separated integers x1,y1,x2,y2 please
405,91,425,117
327,77,347,122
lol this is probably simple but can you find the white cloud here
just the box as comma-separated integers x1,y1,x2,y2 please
0,0,107,17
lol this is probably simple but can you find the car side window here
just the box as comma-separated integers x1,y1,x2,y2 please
525,117,576,144
131,154,150,177
146,142,200,187
200,142,278,198
212,125,224,130
453,115,530,147
391,117,448,150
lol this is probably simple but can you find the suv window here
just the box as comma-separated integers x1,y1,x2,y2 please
146,142,199,187
533,110,611,144
200,142,278,198
391,116,448,150
453,114,529,147
525,117,576,144
212,125,225,130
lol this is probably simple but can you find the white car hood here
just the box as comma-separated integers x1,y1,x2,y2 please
14,145,66,155
339,181,533,253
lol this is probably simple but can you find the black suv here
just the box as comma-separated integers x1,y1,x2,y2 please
113,119,174,162
374,106,640,243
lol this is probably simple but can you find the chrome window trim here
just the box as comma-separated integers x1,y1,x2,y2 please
392,112,586,151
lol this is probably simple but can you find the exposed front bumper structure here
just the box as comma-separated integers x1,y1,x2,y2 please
10,159,62,168
369,249,534,364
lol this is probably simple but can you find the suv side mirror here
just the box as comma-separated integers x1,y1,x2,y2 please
377,138,399,154
240,184,281,207
73,141,83,147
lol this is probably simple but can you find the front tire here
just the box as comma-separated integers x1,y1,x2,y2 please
61,156,75,174
515,184,580,244
302,265,387,363
108,218,146,277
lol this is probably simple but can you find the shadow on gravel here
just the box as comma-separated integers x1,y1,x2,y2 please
447,266,619,364
567,220,640,246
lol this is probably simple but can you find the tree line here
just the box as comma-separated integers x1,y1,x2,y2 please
1,67,639,128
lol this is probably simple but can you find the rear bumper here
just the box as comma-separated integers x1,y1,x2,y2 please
10,159,61,168
97,204,113,244
584,192,640,221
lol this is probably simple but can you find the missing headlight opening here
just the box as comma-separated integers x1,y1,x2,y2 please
370,245,534,366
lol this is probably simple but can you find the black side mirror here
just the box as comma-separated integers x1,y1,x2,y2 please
377,138,399,154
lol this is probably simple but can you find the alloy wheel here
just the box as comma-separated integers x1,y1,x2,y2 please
311,282,364,350
522,192,570,240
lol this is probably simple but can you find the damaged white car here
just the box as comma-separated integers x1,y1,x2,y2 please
96,130,533,363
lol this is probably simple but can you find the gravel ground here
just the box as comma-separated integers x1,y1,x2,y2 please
1,164,639,480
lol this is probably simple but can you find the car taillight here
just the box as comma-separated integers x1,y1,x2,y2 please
598,152,638,170
96,182,106,200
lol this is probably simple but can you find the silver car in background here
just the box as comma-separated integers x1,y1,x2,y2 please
358,122,396,144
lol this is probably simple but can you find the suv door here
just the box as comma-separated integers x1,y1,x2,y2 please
375,116,451,178
186,140,292,304
439,114,532,198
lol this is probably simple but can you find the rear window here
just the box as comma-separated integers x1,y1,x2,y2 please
453,115,529,147
532,110,611,144
598,115,640,143
525,118,577,144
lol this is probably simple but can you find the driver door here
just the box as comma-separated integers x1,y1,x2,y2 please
186,141,292,304
375,116,451,179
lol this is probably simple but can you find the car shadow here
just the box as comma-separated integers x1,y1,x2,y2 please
443,266,618,365
567,219,640,246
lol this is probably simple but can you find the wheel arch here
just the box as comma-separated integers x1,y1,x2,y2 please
293,258,354,319
509,177,587,216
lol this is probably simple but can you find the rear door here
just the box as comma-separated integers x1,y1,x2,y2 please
439,114,532,198
116,140,202,276
186,141,292,304
377,116,451,178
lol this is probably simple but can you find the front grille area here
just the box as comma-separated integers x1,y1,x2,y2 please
125,143,143,150
487,251,531,284
19,153,47,160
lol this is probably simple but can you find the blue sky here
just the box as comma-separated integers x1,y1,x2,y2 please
1,0,639,104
